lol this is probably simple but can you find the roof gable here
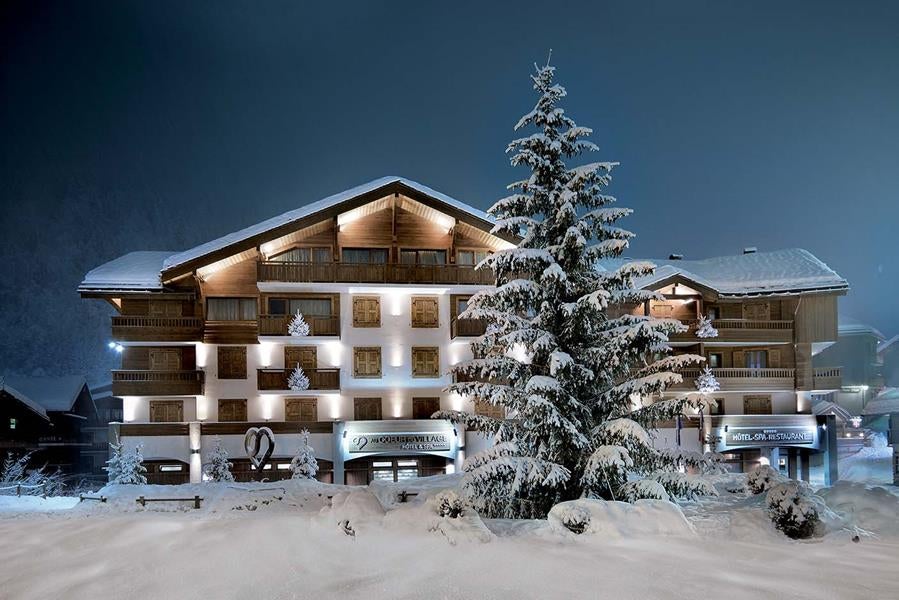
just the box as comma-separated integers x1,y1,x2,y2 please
1,376,89,419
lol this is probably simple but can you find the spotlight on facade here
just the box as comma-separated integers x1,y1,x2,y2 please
107,341,117,349
114,344,124,353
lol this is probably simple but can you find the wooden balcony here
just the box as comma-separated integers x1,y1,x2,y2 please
258,314,340,337
203,320,259,344
112,316,204,342
669,319,794,344
812,367,842,390
258,261,495,286
451,317,487,338
667,368,795,391
112,370,205,396
257,368,340,392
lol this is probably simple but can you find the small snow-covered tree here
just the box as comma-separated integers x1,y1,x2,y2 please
204,436,234,482
109,443,147,485
695,315,718,338
290,429,318,480
695,366,720,394
288,365,310,391
0,451,63,496
438,59,705,518
104,439,125,483
288,310,310,337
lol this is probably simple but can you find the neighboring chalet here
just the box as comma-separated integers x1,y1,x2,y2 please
78,176,848,485
0,376,117,484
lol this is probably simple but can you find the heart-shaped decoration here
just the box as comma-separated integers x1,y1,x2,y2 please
244,427,275,478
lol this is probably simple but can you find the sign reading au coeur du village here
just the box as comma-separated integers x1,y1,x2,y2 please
724,426,815,448
349,432,451,453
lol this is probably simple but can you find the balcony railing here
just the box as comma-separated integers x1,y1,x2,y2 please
258,261,495,285
667,367,795,391
257,368,340,391
451,317,487,338
111,316,204,342
258,314,340,337
812,367,842,390
112,370,205,396
669,319,794,343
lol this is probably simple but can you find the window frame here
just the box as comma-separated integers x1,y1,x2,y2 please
353,347,383,379
411,346,440,378
352,296,381,328
217,346,248,380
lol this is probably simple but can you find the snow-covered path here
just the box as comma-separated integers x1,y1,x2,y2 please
0,506,895,600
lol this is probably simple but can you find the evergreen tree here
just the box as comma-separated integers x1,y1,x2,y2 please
204,436,235,482
288,310,311,337
288,365,310,391
439,59,707,518
108,442,147,485
104,439,125,483
695,315,718,338
290,429,319,480
695,366,720,394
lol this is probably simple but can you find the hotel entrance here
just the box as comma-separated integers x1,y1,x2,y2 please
343,455,450,485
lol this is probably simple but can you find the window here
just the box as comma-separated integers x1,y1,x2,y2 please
743,395,772,415
411,347,440,378
218,399,247,422
149,348,181,371
271,247,331,263
149,300,182,317
742,302,770,321
352,296,381,327
159,464,183,472
207,298,257,321
706,306,721,320
649,300,674,318
475,401,505,420
413,397,441,419
708,353,723,369
354,397,382,420
267,297,333,317
285,346,317,370
411,296,439,328
353,347,382,378
218,346,247,379
149,400,183,423
744,351,767,369
8,418,16,430
456,249,490,266
709,398,725,415
285,398,317,422
342,248,388,264
400,249,446,265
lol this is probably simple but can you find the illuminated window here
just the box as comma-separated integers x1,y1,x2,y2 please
159,464,183,472
8,418,16,430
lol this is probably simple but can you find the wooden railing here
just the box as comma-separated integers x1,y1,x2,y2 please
668,367,795,391
257,368,340,391
678,367,795,379
112,370,205,396
451,317,487,338
258,261,495,285
258,314,340,336
111,316,204,342
813,367,842,390
670,319,794,343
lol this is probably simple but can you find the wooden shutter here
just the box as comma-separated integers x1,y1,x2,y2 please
743,302,771,321
218,346,247,379
475,401,505,420
149,300,182,317
354,398,382,420
411,296,439,328
149,348,181,371
411,347,439,377
650,301,674,318
743,395,772,415
733,350,745,368
218,399,247,422
150,400,183,423
352,296,381,327
285,346,317,370
353,347,382,378
767,348,782,368
285,398,317,422
412,397,441,419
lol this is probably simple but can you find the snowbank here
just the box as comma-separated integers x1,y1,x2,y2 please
0,496,79,514
818,481,899,536
548,498,695,538
838,438,894,485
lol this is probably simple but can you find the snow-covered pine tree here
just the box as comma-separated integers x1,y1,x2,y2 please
288,310,311,337
695,315,718,338
438,59,706,518
204,436,235,482
695,366,720,394
104,438,125,483
288,364,310,391
290,429,319,480
110,443,148,485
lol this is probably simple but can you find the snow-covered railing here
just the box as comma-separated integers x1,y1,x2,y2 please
677,368,795,379
257,261,495,286
0,482,51,498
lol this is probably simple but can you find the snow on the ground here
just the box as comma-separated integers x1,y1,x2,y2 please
0,495,79,514
838,437,894,485
1,475,898,599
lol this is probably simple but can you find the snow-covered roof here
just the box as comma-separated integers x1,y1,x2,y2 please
863,388,899,416
838,315,886,339
811,400,854,422
596,248,848,297
79,251,174,292
1,375,89,419
878,335,899,356
162,176,494,273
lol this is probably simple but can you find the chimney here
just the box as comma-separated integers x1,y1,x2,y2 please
668,253,683,260
743,247,757,255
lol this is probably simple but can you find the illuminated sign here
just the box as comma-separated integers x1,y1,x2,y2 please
724,426,815,447
349,432,451,453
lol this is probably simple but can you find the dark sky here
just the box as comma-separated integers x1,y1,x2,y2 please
2,1,897,381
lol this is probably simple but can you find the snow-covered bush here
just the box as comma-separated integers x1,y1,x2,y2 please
433,490,466,518
290,429,318,480
106,441,147,485
619,479,671,502
0,451,63,496
288,310,310,337
695,315,718,338
652,471,718,501
556,503,591,534
287,365,310,391
766,480,823,539
204,436,234,482
746,464,785,494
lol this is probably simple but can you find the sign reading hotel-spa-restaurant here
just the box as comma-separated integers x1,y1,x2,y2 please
349,432,451,453
724,426,816,447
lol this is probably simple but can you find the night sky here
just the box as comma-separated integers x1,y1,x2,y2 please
2,1,897,383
